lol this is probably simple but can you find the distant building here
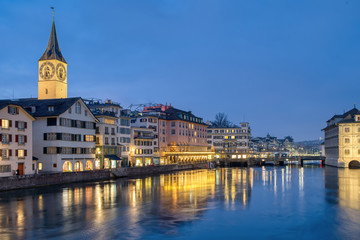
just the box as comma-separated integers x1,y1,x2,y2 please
0,103,35,176
207,123,251,160
323,107,360,168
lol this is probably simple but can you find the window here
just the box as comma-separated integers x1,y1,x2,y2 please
105,127,109,134
1,134,10,144
171,129,175,135
68,107,72,114
17,149,25,158
48,106,54,112
1,119,9,129
18,135,26,145
105,137,109,145
171,122,175,127
345,138,350,143
345,128,350,133
75,102,81,114
47,118,57,126
0,165,11,173
1,149,9,159
345,149,350,155
85,110,88,116
38,162,43,171
17,121,26,130
84,135,95,142
8,106,19,115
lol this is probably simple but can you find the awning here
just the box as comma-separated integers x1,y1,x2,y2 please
104,155,122,160
33,156,39,161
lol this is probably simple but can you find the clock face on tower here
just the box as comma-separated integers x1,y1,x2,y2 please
39,62,55,80
56,63,67,81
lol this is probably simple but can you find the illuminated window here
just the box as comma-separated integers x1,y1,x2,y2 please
1,119,9,129
38,162,43,171
224,136,229,139
231,136,235,139
85,135,95,142
18,150,25,158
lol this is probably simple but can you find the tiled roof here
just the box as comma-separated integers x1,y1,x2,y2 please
0,97,80,117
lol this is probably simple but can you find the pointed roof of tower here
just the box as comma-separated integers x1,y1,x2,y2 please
39,19,66,63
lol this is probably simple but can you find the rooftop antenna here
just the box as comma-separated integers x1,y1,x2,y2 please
354,102,356,108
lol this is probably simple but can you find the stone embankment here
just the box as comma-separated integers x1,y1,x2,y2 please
0,163,209,191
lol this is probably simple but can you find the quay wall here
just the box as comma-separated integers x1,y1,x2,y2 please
0,163,209,191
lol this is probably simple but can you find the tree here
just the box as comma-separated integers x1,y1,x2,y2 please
212,113,234,128
284,136,294,142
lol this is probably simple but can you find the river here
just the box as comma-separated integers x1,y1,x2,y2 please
0,166,359,239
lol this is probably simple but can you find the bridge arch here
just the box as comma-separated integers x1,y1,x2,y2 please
349,160,360,169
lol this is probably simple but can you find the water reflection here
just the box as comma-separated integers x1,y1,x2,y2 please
0,167,359,239
325,167,360,211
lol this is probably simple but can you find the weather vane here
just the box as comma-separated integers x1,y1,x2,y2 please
50,7,55,17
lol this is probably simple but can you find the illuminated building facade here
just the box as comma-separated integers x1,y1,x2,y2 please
130,114,160,165
207,123,251,160
130,127,155,166
323,107,360,168
142,104,212,165
86,100,124,169
0,103,35,176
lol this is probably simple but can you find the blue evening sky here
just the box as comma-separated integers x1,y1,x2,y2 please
1,0,360,141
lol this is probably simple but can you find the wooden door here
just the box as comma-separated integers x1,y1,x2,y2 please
18,163,24,175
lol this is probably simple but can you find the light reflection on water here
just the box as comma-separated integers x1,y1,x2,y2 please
0,167,359,239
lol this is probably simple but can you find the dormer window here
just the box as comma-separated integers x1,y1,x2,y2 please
355,115,360,121
75,102,81,114
31,106,36,113
48,106,54,112
8,106,19,115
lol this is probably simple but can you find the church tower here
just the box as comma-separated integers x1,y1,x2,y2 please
38,18,67,99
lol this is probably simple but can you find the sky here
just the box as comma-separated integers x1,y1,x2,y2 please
1,0,360,141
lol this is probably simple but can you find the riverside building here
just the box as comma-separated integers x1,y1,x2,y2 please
1,17,98,173
323,107,360,168
130,113,160,165
86,99,124,169
0,103,35,176
207,123,251,160
142,104,212,165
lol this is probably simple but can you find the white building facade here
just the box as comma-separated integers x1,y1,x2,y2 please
0,103,35,177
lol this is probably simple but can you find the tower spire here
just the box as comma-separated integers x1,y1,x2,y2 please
39,9,66,63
